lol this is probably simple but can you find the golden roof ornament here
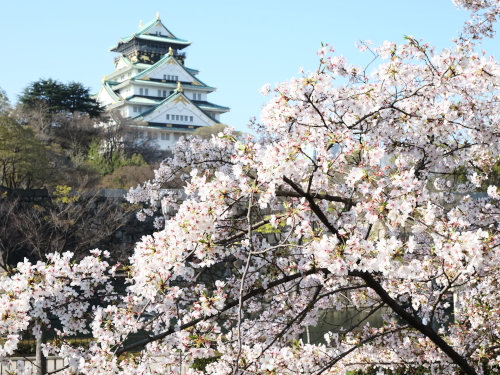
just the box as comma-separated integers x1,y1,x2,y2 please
177,81,183,92
156,12,160,20
168,46,173,55
139,20,143,28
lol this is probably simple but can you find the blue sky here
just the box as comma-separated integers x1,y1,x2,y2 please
1,0,498,132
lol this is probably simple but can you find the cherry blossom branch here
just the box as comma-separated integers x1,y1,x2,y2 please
316,325,411,374
114,267,332,355
351,270,478,375
282,176,341,238
233,192,255,374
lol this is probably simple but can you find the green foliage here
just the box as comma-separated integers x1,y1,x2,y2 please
87,139,148,176
14,337,93,356
53,185,80,203
0,86,10,115
191,356,220,373
100,164,155,189
0,115,50,188
254,215,285,234
19,78,103,117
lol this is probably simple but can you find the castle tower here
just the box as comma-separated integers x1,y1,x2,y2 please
95,14,230,150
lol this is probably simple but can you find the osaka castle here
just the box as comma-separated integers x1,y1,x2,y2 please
95,13,230,150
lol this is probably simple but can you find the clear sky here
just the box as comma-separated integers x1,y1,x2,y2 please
1,0,498,133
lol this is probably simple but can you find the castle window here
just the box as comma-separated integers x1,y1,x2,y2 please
193,93,196,100
166,114,170,120
197,93,201,100
180,116,184,121
158,90,161,97
190,116,193,122
163,90,167,97
145,89,149,96
133,106,138,113
163,74,167,80
140,88,144,95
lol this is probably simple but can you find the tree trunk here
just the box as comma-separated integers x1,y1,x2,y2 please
35,326,47,375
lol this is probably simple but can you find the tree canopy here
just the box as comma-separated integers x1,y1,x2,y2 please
0,115,50,189
4,1,500,375
0,87,10,115
19,78,103,118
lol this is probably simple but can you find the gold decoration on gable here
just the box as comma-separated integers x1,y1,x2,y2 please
192,80,201,86
142,77,151,81
173,96,189,105
166,59,176,65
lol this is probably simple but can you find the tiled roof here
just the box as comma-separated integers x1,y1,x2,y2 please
132,92,220,124
132,92,177,118
103,82,120,102
109,18,191,51
126,96,162,104
133,54,210,88
194,100,230,111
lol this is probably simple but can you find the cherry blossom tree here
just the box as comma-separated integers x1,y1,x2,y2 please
3,1,500,374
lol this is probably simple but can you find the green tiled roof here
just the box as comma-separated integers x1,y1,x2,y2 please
132,79,215,90
126,96,162,104
135,18,174,38
132,92,177,118
137,125,197,132
109,18,191,51
103,82,120,102
185,67,199,75
195,101,230,111
136,34,190,44
133,54,211,88
132,92,220,124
